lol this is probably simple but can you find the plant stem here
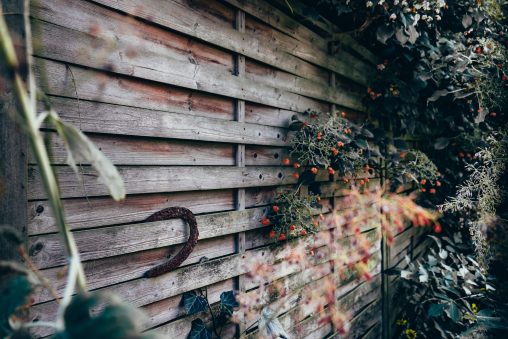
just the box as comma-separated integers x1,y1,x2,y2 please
0,2,87,295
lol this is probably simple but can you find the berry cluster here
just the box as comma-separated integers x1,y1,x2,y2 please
260,191,322,241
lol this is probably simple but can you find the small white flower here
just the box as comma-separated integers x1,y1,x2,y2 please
436,15,441,21
366,1,373,8
377,64,386,71
394,0,399,5
389,13,397,20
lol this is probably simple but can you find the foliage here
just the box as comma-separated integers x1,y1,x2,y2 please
261,190,322,241
237,187,438,335
181,289,238,338
389,233,505,338
440,132,508,269
288,111,373,177
387,149,442,191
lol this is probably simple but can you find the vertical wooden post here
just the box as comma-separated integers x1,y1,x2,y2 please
0,0,28,261
234,8,246,336
380,156,392,339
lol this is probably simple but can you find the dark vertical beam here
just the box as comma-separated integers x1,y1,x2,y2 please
0,0,28,260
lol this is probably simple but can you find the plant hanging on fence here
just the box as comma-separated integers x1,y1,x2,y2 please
260,190,322,241
387,149,442,192
238,187,440,336
287,111,374,178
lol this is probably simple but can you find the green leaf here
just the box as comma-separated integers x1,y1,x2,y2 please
354,138,368,149
0,262,35,338
53,293,155,339
219,291,238,316
434,137,450,150
188,319,212,339
428,304,444,317
51,116,126,201
445,303,460,322
181,291,208,316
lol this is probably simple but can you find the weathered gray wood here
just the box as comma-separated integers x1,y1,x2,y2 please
28,190,233,235
35,131,235,166
0,0,27,260
37,96,287,147
83,0,373,86
31,1,367,112
33,235,236,304
28,207,267,268
28,165,329,200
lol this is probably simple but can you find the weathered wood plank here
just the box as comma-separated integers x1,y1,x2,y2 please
0,0,28,260
32,3,366,112
28,206,268,268
28,190,234,235
33,235,236,304
36,131,235,166
28,165,330,200
84,0,373,87
37,96,288,147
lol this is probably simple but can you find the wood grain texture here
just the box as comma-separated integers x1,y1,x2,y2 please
28,165,329,200
0,0,28,260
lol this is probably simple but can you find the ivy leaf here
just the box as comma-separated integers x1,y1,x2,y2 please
50,116,126,201
219,291,238,316
434,137,450,150
445,303,460,322
188,319,212,339
354,138,368,149
182,291,208,316
377,25,395,44
428,304,444,317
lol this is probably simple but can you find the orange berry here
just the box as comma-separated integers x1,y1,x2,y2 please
311,167,318,174
399,152,406,158
343,178,349,183
317,132,322,140
359,180,365,185
420,188,426,193
337,141,345,147
429,188,436,194
328,167,335,175
420,179,427,185
272,205,280,213
341,111,346,117
436,181,442,187
292,172,299,179
293,162,301,168
282,158,291,165
434,223,442,233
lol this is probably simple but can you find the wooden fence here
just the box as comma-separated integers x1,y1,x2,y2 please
0,0,430,337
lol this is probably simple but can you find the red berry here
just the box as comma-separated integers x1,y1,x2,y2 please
292,172,299,179
458,152,465,158
269,230,276,238
337,141,345,147
300,230,307,236
289,224,296,231
475,47,482,54
359,179,365,186
272,205,280,213
436,181,442,187
328,167,335,175
317,132,322,140
341,111,346,117
278,233,286,241
429,188,436,194
503,74,508,81
282,158,290,165
490,112,497,117
434,223,442,233
261,218,270,226
420,179,427,185
311,167,318,174
293,162,301,168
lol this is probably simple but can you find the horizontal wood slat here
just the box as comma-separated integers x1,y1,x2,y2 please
28,165,330,200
